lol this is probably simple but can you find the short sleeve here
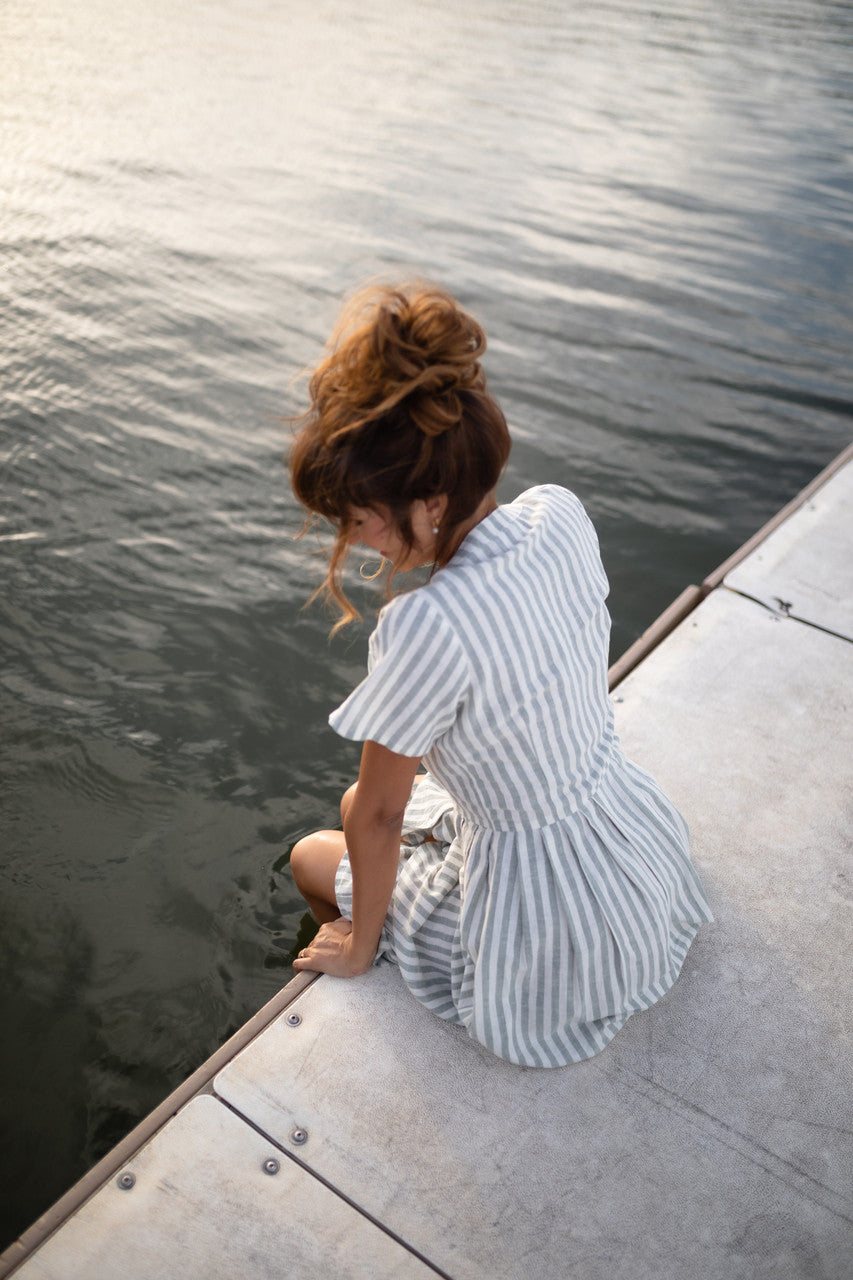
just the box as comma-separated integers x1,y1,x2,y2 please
328,590,469,757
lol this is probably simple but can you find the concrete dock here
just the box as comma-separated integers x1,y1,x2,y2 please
2,445,851,1280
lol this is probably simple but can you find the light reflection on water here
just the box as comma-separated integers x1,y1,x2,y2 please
1,0,851,1245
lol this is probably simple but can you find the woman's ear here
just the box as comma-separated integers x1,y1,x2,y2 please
424,493,449,525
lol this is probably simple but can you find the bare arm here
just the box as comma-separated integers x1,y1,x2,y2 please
292,740,421,977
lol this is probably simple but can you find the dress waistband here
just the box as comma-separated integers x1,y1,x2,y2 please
450,746,620,834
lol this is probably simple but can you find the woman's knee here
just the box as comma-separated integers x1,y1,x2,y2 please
289,829,346,900
289,834,314,890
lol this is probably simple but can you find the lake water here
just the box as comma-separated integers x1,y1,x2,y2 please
1,0,851,1247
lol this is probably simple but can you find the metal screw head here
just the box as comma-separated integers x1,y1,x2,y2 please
285,1012,302,1027
116,1172,135,1191
289,1127,308,1146
262,1158,280,1175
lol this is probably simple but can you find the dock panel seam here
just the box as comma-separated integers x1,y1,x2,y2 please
720,584,853,647
211,1092,456,1280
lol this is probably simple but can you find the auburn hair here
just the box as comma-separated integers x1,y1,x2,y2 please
290,282,511,628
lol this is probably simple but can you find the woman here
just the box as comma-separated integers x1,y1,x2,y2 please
288,282,712,1068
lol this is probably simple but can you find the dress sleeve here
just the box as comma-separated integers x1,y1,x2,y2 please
328,590,469,757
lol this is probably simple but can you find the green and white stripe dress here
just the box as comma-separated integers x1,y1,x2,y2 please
330,485,712,1068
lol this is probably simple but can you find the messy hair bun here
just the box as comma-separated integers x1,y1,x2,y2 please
318,283,486,441
290,281,511,627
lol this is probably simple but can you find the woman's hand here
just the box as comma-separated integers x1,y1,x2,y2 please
292,742,420,981
292,917,373,978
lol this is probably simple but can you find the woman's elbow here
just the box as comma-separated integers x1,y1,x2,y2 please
344,804,406,844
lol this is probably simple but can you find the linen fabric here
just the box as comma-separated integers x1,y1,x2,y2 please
330,485,713,1067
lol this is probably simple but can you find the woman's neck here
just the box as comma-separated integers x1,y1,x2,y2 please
446,489,498,561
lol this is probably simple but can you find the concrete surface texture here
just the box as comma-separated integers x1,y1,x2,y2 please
724,458,853,640
7,455,852,1280
12,1095,437,1280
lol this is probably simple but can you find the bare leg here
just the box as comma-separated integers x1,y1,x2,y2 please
290,828,347,924
292,776,415,925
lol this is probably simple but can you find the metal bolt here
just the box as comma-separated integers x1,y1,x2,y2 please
285,1012,302,1027
289,1127,308,1146
263,1158,280,1175
116,1172,135,1191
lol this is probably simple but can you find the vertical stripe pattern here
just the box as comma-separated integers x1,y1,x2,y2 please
330,486,713,1067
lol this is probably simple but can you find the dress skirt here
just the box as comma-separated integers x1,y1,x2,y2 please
334,765,712,1069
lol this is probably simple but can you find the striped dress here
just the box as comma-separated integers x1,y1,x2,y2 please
329,485,713,1068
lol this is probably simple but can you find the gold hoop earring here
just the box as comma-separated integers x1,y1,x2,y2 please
359,559,384,581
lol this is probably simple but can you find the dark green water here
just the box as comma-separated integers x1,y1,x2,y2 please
1,0,851,1248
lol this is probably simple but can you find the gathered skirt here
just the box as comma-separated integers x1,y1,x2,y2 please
334,765,713,1068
